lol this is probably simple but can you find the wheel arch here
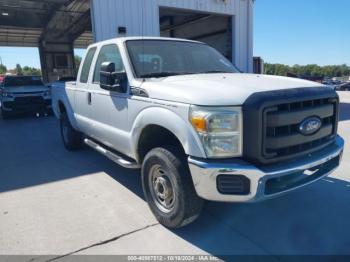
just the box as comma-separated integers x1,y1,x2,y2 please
57,100,66,117
56,99,79,130
131,107,206,163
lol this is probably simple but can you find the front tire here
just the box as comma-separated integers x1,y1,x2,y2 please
60,112,83,151
142,146,204,228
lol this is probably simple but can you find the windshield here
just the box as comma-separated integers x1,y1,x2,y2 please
126,40,239,78
4,76,43,87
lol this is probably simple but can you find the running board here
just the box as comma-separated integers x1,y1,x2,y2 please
84,138,140,169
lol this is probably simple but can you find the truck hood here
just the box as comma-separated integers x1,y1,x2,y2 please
3,85,49,94
140,73,324,105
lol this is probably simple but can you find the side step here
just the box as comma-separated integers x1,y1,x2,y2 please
84,138,140,169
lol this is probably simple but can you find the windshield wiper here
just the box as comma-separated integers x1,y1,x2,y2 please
139,72,195,78
139,72,181,78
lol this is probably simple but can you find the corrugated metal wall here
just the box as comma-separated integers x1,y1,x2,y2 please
157,0,236,15
91,0,253,72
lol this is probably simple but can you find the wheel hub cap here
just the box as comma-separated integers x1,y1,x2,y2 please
149,166,175,213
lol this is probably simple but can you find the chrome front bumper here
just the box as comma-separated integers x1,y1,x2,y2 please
188,136,344,202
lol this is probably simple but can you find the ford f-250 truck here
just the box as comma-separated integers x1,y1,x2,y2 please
52,37,344,228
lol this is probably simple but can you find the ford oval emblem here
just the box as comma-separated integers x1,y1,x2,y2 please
299,117,322,136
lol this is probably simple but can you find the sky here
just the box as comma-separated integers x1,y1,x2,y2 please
0,0,349,69
254,0,350,66
0,47,86,69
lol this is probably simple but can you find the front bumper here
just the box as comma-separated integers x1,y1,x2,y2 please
188,136,344,202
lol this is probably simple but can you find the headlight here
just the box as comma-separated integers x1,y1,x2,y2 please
190,106,243,158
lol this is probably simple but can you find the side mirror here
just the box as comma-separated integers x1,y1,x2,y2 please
100,62,127,92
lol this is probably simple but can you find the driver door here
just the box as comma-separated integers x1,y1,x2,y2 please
87,44,129,154
74,47,97,136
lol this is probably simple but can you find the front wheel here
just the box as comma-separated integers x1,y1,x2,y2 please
60,112,83,151
142,146,204,228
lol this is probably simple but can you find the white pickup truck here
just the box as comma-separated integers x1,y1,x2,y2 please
52,37,344,228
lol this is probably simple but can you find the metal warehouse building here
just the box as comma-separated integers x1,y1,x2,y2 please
0,0,253,82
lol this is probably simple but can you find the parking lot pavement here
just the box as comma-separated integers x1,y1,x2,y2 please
0,93,349,259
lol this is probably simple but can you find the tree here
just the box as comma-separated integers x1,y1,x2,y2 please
22,66,41,76
264,63,350,78
0,64,7,74
15,64,23,75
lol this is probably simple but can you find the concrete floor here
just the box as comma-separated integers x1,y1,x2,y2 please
0,92,349,260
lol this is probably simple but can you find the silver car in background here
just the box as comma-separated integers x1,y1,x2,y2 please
337,82,350,91
0,75,52,119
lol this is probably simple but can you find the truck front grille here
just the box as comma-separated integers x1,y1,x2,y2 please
263,97,337,160
243,87,339,165
15,96,44,104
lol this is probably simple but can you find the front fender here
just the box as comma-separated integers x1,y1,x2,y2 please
130,107,206,160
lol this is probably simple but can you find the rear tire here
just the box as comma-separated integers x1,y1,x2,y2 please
60,112,83,151
142,146,204,228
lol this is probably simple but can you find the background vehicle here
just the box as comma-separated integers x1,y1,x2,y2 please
337,82,350,91
322,80,343,90
0,75,52,119
52,37,344,228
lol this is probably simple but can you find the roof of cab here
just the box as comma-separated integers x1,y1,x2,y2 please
87,36,202,49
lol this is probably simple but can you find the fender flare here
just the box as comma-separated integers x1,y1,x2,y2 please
53,86,79,130
130,107,206,160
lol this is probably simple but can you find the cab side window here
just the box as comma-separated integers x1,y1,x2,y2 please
93,44,124,83
80,47,97,83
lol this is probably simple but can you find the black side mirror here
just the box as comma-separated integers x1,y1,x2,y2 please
100,62,127,92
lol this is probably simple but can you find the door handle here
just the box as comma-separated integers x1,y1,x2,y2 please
87,92,92,105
